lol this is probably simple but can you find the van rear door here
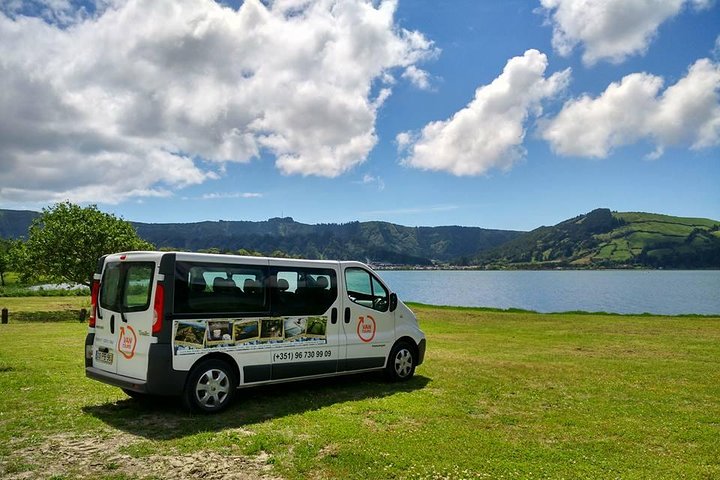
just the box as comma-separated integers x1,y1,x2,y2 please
93,256,157,380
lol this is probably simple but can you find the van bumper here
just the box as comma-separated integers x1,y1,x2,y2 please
86,367,149,393
85,343,187,396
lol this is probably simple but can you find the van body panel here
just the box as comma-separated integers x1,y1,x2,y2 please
339,262,396,367
86,251,426,406
390,300,426,356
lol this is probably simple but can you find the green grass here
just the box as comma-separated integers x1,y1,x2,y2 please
614,212,718,229
0,299,719,479
0,296,89,313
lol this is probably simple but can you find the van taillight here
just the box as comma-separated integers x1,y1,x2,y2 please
152,283,164,334
89,280,100,327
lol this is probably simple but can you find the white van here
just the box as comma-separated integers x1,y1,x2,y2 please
85,251,426,412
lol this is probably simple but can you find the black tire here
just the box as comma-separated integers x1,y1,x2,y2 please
385,341,416,382
183,359,237,413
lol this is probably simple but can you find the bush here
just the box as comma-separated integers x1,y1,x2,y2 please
0,286,89,297
10,310,85,322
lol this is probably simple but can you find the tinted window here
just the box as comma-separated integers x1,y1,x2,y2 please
124,264,154,310
100,262,121,310
100,262,154,312
345,267,389,312
174,262,268,314
270,267,337,316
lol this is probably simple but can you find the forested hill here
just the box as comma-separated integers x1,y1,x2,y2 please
3,208,719,267
472,209,720,269
0,209,39,239
132,218,521,264
0,209,521,264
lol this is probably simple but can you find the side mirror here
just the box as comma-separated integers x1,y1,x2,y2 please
389,292,398,312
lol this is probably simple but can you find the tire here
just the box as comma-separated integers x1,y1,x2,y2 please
385,341,416,382
183,359,237,413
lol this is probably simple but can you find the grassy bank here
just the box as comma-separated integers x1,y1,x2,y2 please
0,300,718,479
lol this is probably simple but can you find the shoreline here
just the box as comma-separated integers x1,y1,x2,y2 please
374,265,720,271
405,302,720,318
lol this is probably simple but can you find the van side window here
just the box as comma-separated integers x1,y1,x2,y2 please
345,268,389,312
174,262,268,314
269,267,337,316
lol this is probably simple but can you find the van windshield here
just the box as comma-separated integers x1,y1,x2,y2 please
100,262,154,312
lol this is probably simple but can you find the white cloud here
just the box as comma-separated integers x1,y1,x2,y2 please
356,173,385,190
395,131,413,150
539,0,711,65
399,49,570,176
201,192,263,200
402,65,431,90
541,58,720,158
0,0,436,203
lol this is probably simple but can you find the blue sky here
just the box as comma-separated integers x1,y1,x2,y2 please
0,0,718,231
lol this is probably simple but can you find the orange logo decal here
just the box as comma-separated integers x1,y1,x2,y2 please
118,325,137,359
357,315,376,343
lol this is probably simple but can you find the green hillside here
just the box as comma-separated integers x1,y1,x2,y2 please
133,218,521,264
473,209,720,269
3,207,718,268
0,209,521,265
0,209,39,239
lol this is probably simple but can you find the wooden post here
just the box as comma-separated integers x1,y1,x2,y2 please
1,308,7,324
79,308,87,323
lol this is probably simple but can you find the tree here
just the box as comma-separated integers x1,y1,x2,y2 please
0,238,10,286
20,202,153,286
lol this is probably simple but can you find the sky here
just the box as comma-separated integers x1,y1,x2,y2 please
0,0,718,231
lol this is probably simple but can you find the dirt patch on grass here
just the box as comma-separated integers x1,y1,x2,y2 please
1,431,282,480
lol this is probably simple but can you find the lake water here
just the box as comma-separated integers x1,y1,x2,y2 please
376,270,720,315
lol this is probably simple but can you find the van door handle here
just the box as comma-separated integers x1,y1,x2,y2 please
110,315,115,334
344,307,351,324
331,308,338,324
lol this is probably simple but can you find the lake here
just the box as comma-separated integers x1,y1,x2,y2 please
376,270,720,315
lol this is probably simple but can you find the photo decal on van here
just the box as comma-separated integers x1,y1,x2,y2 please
206,320,232,346
173,316,328,355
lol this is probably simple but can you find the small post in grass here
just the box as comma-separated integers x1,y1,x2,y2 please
1,308,7,324
79,308,87,323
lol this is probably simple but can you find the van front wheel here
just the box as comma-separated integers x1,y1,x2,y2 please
183,359,236,413
385,341,416,382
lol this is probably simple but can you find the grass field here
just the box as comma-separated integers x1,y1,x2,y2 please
0,296,89,312
0,300,718,479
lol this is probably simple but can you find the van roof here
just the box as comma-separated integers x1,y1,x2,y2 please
106,251,364,268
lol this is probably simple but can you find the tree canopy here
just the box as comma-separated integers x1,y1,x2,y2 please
0,238,10,286
18,202,153,286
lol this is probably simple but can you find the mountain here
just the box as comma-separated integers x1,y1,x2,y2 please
473,208,720,269
3,207,718,268
0,209,521,264
132,217,521,264
0,209,39,239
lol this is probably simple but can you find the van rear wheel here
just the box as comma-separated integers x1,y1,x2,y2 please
183,359,236,413
385,341,416,382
